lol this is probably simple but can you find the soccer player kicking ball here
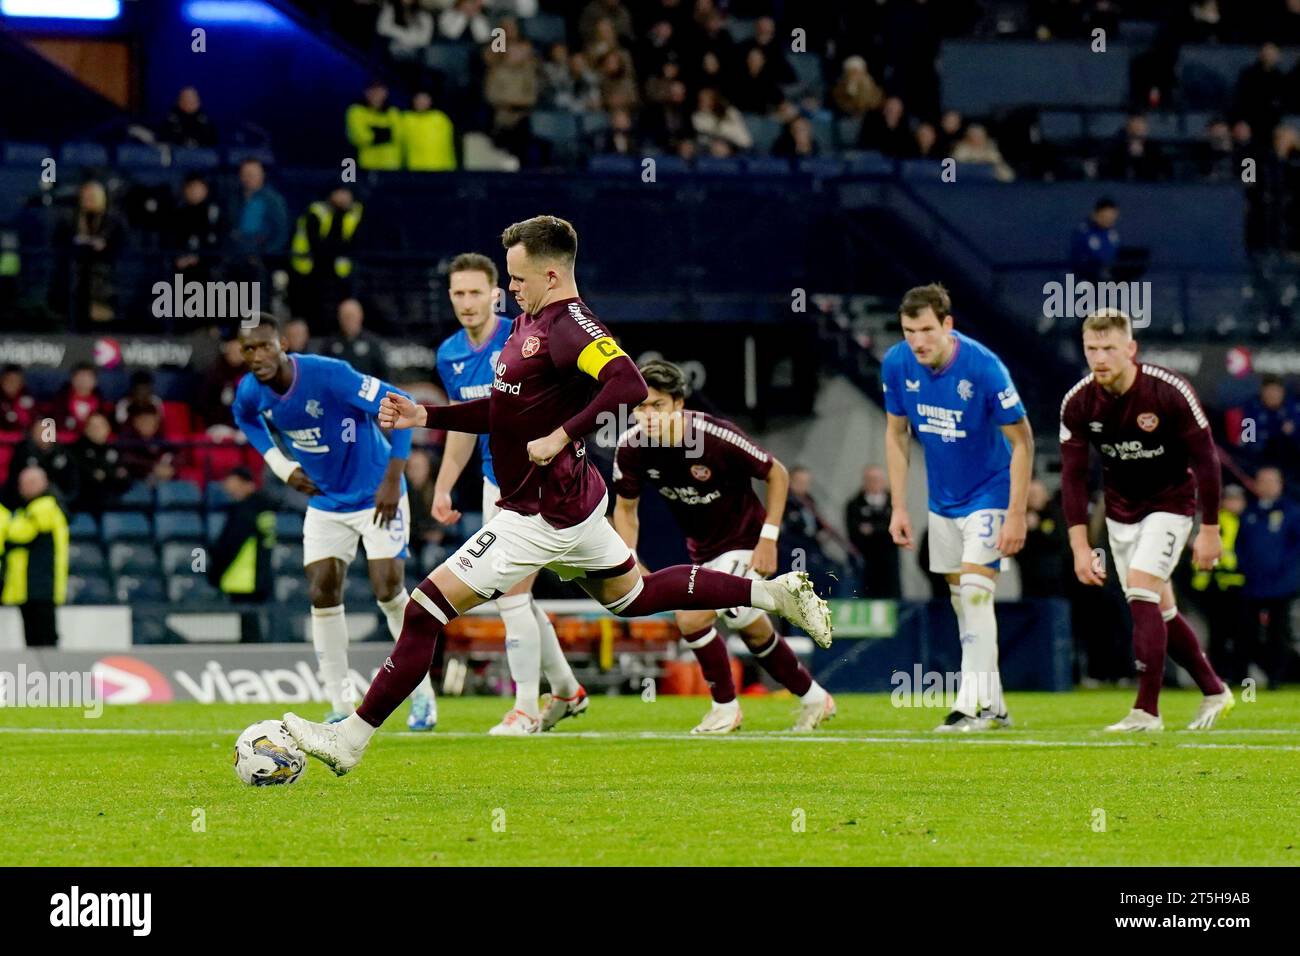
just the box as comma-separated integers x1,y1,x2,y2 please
234,315,438,730
1060,309,1233,732
612,359,835,734
883,284,1034,732
283,215,832,776
432,251,586,736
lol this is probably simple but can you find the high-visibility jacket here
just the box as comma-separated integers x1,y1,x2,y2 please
1191,508,1246,592
291,201,364,277
207,492,276,598
400,108,457,171
346,102,403,170
2,494,68,605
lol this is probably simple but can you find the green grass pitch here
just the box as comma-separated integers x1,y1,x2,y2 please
2,689,1298,866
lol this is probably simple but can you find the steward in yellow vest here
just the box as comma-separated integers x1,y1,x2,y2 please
2,467,68,647
346,81,403,171
291,188,364,279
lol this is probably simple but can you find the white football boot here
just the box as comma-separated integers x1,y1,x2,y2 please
283,712,366,776
763,572,833,648
1105,708,1164,732
792,692,837,732
488,708,541,736
540,686,589,731
1187,687,1235,730
691,700,742,735
934,710,993,733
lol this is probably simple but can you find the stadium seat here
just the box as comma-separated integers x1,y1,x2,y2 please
157,480,203,510
788,54,824,93
271,542,304,572
745,115,783,153
956,162,1004,182
207,513,227,541
1144,112,1183,142
579,111,610,137
1038,111,1085,141
67,575,113,605
68,512,100,541
167,575,222,603
68,541,106,574
102,511,152,541
344,576,375,604
274,575,310,604
173,147,220,169
695,156,743,175
114,482,155,510
798,156,847,177
899,158,947,182
115,143,167,168
160,401,193,440
2,142,50,166
206,481,233,511
109,541,161,576
530,110,580,145
419,542,448,571
275,512,304,539
1085,111,1128,140
115,575,166,603
225,146,275,167
59,141,109,168
156,511,206,543
425,43,473,81
647,154,689,176
743,156,792,176
834,116,863,149
589,153,638,175
162,541,201,576
809,114,834,154
522,13,566,48
843,150,894,176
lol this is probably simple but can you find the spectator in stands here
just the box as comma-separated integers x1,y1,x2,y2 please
1200,117,1238,181
1236,373,1300,474
782,464,857,595
50,180,125,326
199,335,246,434
114,370,163,428
952,123,1015,181
636,19,678,81
580,0,634,50
565,50,603,112
230,159,289,280
70,412,131,513
346,80,403,171
284,317,312,355
1018,479,1068,597
692,88,752,152
1237,466,1300,687
743,15,795,86
1,466,68,647
831,55,883,119
1249,124,1300,254
730,47,785,116
594,107,638,154
207,466,276,636
406,448,450,559
858,96,912,157
1069,197,1121,282
844,465,898,598
117,404,175,483
541,43,578,110
772,115,818,159
0,365,36,434
168,173,224,286
1103,113,1169,182
438,0,492,44
935,108,965,155
376,0,434,64
484,15,526,70
598,49,640,113
1191,483,1249,685
159,86,218,149
290,186,365,328
2,419,78,510
914,121,940,159
50,363,110,435
322,298,391,381
1235,42,1288,142
400,89,457,172
484,37,540,160
643,63,691,148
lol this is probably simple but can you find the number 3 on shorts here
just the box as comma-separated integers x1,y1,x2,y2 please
978,512,1003,540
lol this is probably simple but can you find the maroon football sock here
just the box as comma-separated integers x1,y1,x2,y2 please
1129,598,1168,716
752,633,813,696
615,565,753,616
1165,612,1225,695
683,627,736,704
357,579,458,727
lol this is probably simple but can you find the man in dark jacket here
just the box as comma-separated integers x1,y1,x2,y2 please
207,467,276,641
845,464,898,597
1237,467,1300,686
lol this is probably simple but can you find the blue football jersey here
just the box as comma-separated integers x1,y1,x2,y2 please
882,331,1027,517
232,354,412,513
435,317,512,486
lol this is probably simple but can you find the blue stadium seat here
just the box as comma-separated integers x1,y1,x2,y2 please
1038,111,1085,141
647,154,689,176
798,156,847,177
425,44,472,81
116,575,166,603
156,511,205,543
110,541,161,576
3,142,51,166
588,154,638,175
102,511,152,541
168,575,221,603
172,147,220,170
744,156,792,176
530,110,580,144
114,482,154,510
206,481,233,511
956,162,1004,182
579,111,610,136
68,512,100,541
59,141,109,168
900,158,947,182
162,541,201,576
1144,112,1183,142
843,150,895,176
115,143,167,168
695,156,743,175
1182,111,1215,138
68,542,106,574
835,116,863,149
207,513,227,541
344,576,375,604
225,146,275,168
68,575,113,605
809,114,834,154
272,542,304,572
1085,111,1128,140
789,54,824,92
275,512,304,539
157,480,203,510
745,115,783,153
522,13,566,47
275,575,310,603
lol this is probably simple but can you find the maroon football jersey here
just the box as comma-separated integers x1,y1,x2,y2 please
613,410,775,562
1059,363,1211,523
487,296,618,528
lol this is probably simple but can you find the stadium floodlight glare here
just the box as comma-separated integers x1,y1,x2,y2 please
182,0,289,27
0,0,120,18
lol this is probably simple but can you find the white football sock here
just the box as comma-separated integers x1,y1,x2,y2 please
498,593,541,717
534,598,579,698
948,582,966,633
953,573,1004,717
377,589,435,701
750,580,776,611
339,712,375,750
800,680,827,704
310,605,354,714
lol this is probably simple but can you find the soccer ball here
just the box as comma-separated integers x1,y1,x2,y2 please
233,720,307,786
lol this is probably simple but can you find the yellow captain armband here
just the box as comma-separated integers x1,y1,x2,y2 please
577,336,627,379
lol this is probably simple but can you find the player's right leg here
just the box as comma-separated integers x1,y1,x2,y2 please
675,608,743,734
304,556,354,721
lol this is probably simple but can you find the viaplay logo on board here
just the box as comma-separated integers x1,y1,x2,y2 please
92,656,173,704
93,337,123,370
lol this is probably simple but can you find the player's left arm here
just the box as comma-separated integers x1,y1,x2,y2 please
986,358,1034,557
750,457,789,576
530,318,647,465
337,363,413,527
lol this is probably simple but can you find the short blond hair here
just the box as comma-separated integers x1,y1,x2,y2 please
1082,308,1131,337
